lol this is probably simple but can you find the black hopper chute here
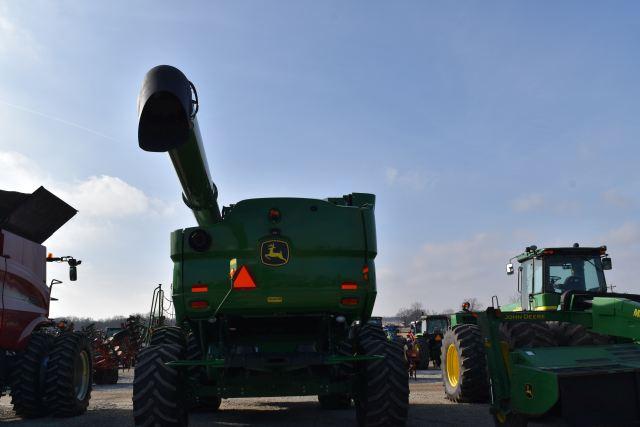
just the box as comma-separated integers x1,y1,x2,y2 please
0,186,77,244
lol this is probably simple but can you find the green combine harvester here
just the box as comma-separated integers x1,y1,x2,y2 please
442,244,640,426
132,65,409,427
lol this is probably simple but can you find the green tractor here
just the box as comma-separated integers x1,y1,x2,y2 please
412,315,449,369
442,244,640,425
132,65,409,426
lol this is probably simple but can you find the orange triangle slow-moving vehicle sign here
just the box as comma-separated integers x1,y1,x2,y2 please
233,265,256,289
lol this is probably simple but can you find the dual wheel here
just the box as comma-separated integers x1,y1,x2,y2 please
10,331,93,418
133,327,221,427
318,324,410,426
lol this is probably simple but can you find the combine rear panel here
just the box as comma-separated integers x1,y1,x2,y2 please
174,195,376,321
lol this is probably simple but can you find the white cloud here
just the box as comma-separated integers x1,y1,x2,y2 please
0,151,170,219
70,175,151,218
385,167,436,191
511,193,545,212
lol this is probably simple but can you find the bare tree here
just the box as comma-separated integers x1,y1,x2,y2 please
396,302,425,326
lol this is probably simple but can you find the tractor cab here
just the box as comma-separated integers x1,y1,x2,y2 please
505,244,611,311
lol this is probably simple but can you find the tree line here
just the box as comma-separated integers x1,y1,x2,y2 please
395,298,484,326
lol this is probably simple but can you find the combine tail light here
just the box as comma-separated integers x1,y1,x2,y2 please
341,282,358,291
543,249,554,255
233,265,257,289
191,284,208,293
191,300,209,309
341,297,359,306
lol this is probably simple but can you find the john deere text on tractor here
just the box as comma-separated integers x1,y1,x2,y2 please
132,65,409,427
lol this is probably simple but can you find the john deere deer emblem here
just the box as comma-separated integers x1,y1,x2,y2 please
260,240,290,266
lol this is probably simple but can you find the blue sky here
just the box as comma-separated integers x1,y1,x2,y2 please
1,1,639,318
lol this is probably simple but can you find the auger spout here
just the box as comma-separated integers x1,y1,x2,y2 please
137,65,221,225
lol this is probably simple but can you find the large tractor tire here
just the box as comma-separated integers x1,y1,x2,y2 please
499,322,556,349
150,326,187,347
133,343,188,426
354,324,409,426
44,332,93,417
416,336,429,369
441,325,489,403
10,332,54,418
548,322,610,346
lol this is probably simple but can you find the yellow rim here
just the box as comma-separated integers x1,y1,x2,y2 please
446,343,460,387
496,412,507,423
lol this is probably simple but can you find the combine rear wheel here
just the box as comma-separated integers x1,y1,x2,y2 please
10,332,53,418
150,326,187,347
441,325,489,403
133,343,188,426
354,324,409,426
44,332,93,417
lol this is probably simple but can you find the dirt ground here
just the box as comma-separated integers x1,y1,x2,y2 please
0,368,494,426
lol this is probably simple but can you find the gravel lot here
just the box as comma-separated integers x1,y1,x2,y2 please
0,368,494,426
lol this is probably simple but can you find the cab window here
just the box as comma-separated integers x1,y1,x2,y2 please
532,258,543,294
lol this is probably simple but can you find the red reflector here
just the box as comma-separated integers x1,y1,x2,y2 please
341,282,358,290
362,265,369,280
233,266,257,289
191,284,208,293
341,297,359,306
190,300,208,309
543,249,554,255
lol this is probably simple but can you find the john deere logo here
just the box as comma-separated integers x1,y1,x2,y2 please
260,240,289,266
524,383,534,399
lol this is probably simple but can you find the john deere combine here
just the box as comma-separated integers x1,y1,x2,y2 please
442,244,640,426
132,65,408,426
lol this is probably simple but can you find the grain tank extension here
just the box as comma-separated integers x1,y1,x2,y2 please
132,65,409,427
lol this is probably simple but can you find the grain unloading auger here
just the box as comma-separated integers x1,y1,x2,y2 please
132,65,409,427
442,244,640,426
